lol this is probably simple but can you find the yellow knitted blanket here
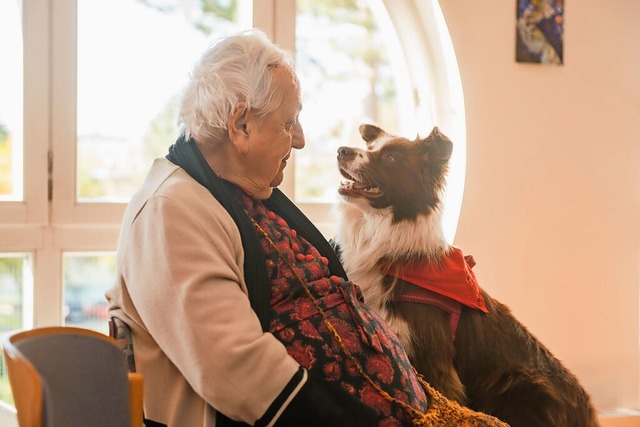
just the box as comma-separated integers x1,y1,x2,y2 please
415,382,509,426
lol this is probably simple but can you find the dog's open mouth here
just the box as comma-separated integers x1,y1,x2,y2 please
338,168,383,199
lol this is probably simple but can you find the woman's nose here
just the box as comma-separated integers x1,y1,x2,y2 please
292,122,305,149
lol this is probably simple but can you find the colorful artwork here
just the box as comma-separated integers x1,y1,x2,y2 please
516,0,564,64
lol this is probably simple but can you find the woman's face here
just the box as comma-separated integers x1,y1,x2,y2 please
244,66,305,198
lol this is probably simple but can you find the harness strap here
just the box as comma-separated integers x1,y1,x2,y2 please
395,285,462,341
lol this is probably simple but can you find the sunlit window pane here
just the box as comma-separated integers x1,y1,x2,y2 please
77,0,252,202
295,0,415,202
0,1,24,202
0,254,33,405
63,252,116,335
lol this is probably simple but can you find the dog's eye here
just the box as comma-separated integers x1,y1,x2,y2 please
385,154,396,162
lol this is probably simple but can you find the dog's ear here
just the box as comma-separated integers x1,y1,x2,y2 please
421,126,453,165
359,124,387,149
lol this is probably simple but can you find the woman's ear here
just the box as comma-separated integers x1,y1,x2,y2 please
228,102,251,154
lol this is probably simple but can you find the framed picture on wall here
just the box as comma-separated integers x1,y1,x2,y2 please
516,0,564,64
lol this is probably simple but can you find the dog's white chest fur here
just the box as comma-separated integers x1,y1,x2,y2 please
335,201,449,357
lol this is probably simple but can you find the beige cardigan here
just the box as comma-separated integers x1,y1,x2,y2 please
106,159,300,426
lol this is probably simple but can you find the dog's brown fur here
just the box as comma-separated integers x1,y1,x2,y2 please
335,124,600,427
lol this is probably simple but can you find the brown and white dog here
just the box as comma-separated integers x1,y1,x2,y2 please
334,124,600,427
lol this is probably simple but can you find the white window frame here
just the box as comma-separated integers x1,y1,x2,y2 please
0,0,49,226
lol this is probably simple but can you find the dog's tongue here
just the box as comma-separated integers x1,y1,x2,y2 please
352,181,368,189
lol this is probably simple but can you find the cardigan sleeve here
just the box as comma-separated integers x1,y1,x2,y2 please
120,189,300,424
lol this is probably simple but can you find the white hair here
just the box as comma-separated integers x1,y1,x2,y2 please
179,29,295,144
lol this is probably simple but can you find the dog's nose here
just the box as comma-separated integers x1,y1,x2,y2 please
338,146,356,160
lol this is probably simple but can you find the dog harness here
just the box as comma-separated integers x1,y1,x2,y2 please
387,248,488,341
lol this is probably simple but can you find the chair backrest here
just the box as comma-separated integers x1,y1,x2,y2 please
2,326,143,427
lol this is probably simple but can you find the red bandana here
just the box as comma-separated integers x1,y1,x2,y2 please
387,247,488,313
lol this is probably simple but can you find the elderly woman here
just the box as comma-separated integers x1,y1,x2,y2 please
106,30,506,427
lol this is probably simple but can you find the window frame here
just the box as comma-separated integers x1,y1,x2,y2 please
0,0,49,226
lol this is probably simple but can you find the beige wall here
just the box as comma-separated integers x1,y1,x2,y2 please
439,0,640,413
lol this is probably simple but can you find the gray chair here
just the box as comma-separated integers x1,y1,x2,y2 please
2,326,143,427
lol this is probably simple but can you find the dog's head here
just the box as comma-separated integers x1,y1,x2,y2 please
337,124,453,222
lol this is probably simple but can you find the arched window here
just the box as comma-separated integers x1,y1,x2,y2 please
283,0,466,242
